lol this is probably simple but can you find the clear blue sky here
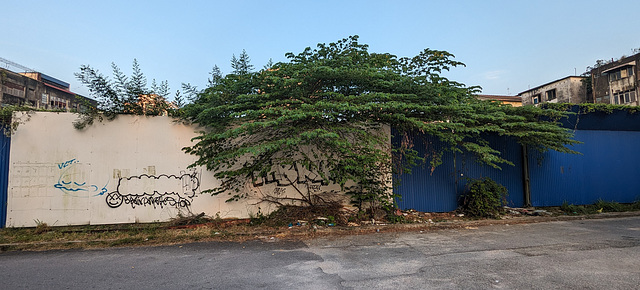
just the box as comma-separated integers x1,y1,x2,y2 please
2,0,640,99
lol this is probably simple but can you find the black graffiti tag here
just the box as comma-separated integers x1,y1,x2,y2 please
106,171,200,209
252,162,330,187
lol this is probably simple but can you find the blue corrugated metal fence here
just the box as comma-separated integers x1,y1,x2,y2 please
393,130,524,212
394,107,640,212
0,129,9,228
528,130,640,206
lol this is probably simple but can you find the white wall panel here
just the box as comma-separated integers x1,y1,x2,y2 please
7,112,258,227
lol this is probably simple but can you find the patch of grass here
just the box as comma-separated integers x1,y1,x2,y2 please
594,199,625,212
168,212,215,227
561,199,640,215
1,199,638,252
560,202,595,215
249,208,270,226
108,237,146,247
252,202,352,227
385,213,405,224
0,221,239,251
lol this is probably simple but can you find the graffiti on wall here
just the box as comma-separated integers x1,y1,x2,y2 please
273,187,287,195
252,162,330,187
105,169,201,209
54,158,108,197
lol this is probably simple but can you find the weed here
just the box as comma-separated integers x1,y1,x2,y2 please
168,212,214,226
249,207,269,225
561,200,640,215
385,213,405,224
560,202,594,215
594,199,624,212
33,220,50,234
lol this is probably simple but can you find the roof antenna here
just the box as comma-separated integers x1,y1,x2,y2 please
507,87,510,95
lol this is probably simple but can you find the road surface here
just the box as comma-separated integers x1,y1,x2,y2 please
1,216,639,289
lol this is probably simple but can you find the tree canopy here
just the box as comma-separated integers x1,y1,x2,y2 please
75,59,176,121
180,36,577,209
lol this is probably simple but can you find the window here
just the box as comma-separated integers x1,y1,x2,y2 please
609,66,635,81
532,94,540,104
614,90,636,104
610,70,622,81
545,89,556,101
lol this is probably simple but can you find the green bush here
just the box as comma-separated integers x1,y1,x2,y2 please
460,177,507,218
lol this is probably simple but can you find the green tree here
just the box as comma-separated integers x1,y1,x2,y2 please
208,65,223,87
263,58,274,70
230,49,254,75
181,36,578,212
173,90,185,108
127,59,147,99
75,59,174,128
151,79,170,99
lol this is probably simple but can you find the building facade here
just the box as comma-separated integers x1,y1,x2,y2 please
518,76,587,106
591,53,639,106
0,67,95,111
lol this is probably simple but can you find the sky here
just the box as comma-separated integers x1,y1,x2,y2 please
2,0,640,100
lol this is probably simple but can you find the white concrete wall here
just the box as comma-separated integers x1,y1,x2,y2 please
6,112,262,227
6,112,376,227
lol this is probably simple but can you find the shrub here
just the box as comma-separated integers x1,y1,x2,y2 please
632,200,640,210
460,177,507,218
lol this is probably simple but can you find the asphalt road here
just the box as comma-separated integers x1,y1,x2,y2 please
1,216,639,289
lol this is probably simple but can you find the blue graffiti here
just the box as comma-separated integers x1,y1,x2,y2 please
58,158,78,169
54,159,108,197
54,180,108,196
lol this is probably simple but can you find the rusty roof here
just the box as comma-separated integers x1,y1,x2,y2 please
476,94,522,102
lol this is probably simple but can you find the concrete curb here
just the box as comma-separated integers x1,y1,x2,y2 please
310,211,640,237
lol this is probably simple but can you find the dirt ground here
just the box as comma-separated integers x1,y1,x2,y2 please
2,205,639,252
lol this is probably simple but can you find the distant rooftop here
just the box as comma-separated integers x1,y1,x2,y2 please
0,56,36,73
517,76,586,96
41,73,70,89
476,94,522,102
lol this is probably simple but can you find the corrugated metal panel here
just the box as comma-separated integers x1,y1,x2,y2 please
393,130,524,212
454,135,524,208
557,105,640,131
393,131,458,212
0,129,9,228
529,130,640,206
